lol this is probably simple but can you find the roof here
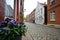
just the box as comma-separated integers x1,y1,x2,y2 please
37,2,47,6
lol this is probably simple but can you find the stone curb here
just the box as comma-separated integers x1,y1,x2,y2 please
43,24,60,29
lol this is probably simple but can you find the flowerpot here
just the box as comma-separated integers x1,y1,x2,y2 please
13,36,22,40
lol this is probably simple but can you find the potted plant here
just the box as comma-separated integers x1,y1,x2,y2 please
0,18,27,40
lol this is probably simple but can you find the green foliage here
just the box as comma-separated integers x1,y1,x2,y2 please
22,15,24,22
0,24,27,40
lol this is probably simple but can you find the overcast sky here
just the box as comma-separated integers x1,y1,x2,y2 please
24,0,47,17
6,0,14,9
6,0,47,17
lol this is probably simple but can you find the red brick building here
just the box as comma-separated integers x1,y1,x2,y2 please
26,9,36,23
14,0,24,22
29,9,36,23
0,0,6,22
25,15,29,22
47,0,60,24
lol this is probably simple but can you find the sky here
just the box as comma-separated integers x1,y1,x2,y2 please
24,0,47,17
6,0,14,9
6,0,47,17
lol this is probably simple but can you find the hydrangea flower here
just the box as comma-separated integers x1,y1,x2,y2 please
5,18,11,23
0,22,7,28
8,22,14,29
0,18,27,39
10,20,18,25
4,30,11,35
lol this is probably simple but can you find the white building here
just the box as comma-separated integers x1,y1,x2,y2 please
5,3,14,19
35,2,47,24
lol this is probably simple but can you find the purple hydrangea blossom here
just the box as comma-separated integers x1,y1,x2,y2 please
9,22,14,29
4,30,10,35
10,20,18,25
5,18,11,23
0,22,7,28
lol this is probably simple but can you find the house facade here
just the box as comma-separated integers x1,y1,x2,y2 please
35,2,47,24
29,9,35,23
5,4,14,19
47,0,60,24
14,0,24,22
0,0,6,22
26,9,36,23
25,15,29,22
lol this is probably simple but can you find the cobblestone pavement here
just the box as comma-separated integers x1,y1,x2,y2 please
25,22,60,40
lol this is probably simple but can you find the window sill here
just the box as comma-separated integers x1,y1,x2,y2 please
50,19,55,21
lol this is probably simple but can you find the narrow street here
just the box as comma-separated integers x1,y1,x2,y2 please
25,22,60,40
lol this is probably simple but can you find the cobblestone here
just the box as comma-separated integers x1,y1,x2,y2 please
25,22,60,40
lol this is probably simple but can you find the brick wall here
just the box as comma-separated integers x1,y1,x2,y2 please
0,0,5,22
29,9,35,23
47,0,60,24
14,0,24,22
25,9,35,23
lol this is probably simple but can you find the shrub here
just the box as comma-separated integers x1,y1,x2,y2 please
0,18,27,40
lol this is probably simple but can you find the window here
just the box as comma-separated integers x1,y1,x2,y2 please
50,0,55,5
39,16,43,21
41,8,42,14
50,11,55,21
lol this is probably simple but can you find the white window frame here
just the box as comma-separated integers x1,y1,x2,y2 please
50,11,55,21
41,8,42,14
50,0,55,4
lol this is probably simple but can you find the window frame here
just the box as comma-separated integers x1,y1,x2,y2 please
50,0,55,5
50,11,55,21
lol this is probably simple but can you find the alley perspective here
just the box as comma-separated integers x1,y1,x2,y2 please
23,22,60,40
0,0,60,40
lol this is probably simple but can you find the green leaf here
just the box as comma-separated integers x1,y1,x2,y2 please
2,27,10,30
14,24,19,28
14,30,20,35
